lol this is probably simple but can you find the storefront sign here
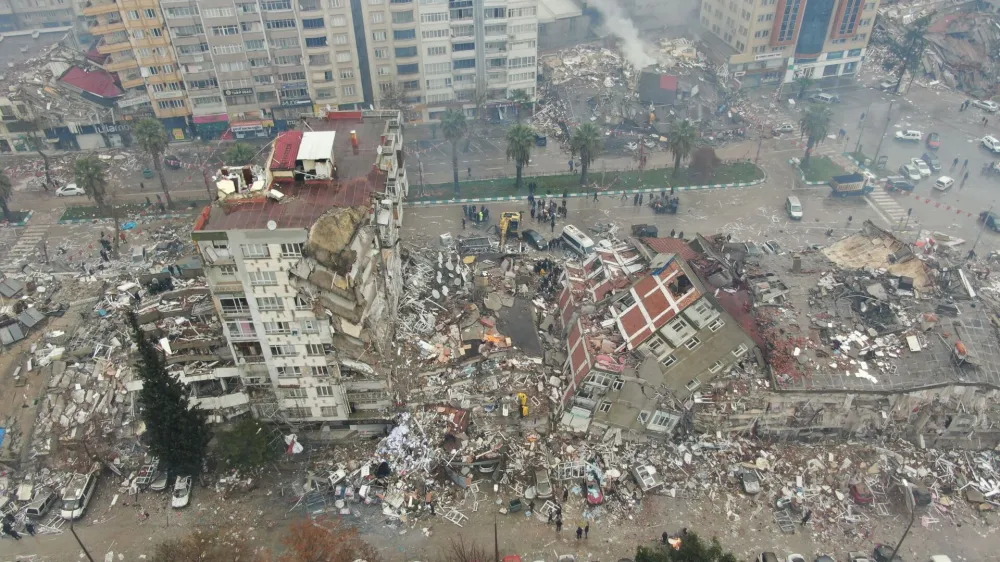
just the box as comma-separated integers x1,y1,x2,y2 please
224,88,254,97
279,99,312,107
94,123,132,133
117,95,150,108
231,121,266,132
281,82,307,90
754,52,786,61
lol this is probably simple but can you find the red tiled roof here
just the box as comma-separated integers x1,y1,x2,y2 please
642,237,699,261
615,259,703,349
270,131,303,171
59,67,123,99
659,75,678,91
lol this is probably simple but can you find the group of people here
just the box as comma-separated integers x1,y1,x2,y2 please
98,231,128,262
461,204,490,228
1,512,33,540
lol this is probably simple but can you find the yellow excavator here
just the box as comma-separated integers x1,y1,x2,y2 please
498,211,521,248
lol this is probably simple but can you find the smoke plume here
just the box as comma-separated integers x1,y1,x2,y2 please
587,0,655,69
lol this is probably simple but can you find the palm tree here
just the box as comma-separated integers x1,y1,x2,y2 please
74,155,109,213
0,169,13,222
505,124,534,191
225,143,256,166
570,123,602,188
794,76,814,100
508,89,531,123
135,118,173,209
440,109,468,195
800,104,832,167
667,120,698,178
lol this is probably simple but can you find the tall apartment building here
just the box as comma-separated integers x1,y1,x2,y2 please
699,0,881,88
193,110,405,426
0,0,75,33
83,0,192,132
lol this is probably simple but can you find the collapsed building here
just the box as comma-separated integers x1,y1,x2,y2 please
193,109,405,434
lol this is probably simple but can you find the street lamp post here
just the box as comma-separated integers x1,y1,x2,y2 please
970,204,993,259
872,100,895,166
889,481,917,562
70,520,97,562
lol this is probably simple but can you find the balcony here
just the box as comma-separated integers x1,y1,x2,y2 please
212,281,246,294
82,0,118,16
105,54,139,72
146,70,183,85
132,34,170,48
228,330,259,342
121,74,146,89
118,0,159,9
236,355,266,364
88,19,126,35
96,35,132,55
221,307,252,318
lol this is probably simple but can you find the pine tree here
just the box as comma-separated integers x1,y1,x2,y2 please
127,312,210,475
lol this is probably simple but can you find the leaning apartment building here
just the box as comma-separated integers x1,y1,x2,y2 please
193,109,404,431
81,0,539,136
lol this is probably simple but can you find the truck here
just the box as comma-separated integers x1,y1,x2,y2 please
829,173,874,197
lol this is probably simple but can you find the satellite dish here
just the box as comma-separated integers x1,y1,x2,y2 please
266,220,277,231
376,145,383,155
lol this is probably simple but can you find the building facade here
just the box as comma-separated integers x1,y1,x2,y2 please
699,0,880,87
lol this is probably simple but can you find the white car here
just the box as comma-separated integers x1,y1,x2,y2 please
773,123,795,134
787,556,807,562
909,157,931,177
625,141,638,151
56,183,85,197
934,176,955,191
895,130,922,142
171,476,192,509
899,164,921,182
973,99,999,112
983,135,1000,154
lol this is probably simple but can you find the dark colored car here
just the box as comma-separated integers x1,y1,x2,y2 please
873,545,903,562
926,132,941,150
885,176,915,192
980,210,1000,232
521,229,547,250
921,152,941,171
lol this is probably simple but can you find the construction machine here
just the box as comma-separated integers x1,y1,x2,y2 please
498,211,521,248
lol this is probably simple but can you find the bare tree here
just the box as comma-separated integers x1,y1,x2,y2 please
441,537,491,562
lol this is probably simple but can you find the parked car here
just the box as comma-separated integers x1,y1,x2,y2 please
878,80,896,92
973,99,999,112
850,482,874,505
848,552,872,562
60,467,99,520
934,176,955,191
921,152,941,171
814,557,836,562
625,141,639,151
534,468,553,499
56,183,85,197
25,491,59,519
885,176,915,192
899,164,921,182
809,92,839,103
909,157,931,177
757,554,780,562
980,210,1000,232
521,229,547,250
872,545,903,562
894,130,922,142
926,132,941,150
171,475,192,509
983,135,1000,154
149,472,169,492
740,470,761,494
787,556,807,562
772,123,795,134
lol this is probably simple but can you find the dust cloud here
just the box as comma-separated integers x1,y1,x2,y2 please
586,0,655,69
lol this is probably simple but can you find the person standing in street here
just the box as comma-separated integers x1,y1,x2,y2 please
563,488,569,502
550,215,556,233
576,526,583,540
462,217,467,230
584,523,589,538
24,522,35,537
568,159,574,172
2,522,20,540
593,190,598,202
556,518,563,533
801,509,812,525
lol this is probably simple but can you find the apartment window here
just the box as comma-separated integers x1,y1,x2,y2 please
424,46,446,57
264,321,292,334
238,3,258,13
269,345,296,356
427,92,452,103
284,407,312,418
261,0,292,10
245,39,266,51
265,19,296,29
508,56,535,68
281,88,309,99
300,320,319,334
372,30,387,41
255,75,274,85
509,23,535,33
219,264,237,276
369,0,382,3
395,46,417,58
374,65,389,76
277,366,303,378
220,297,250,315
309,54,330,65
188,78,218,89
426,61,449,74
331,15,346,26
280,70,306,81
165,6,199,17
453,59,475,70
283,388,308,398
373,47,388,59
598,401,612,413
334,33,348,45
507,7,535,17
668,317,688,333
422,28,448,39
848,48,862,57
225,321,256,337
391,10,414,23
202,7,233,18
315,89,334,99
127,10,139,20
754,29,769,38
425,77,451,89
732,343,749,357
177,43,209,55
339,69,354,78
306,36,328,47
257,92,277,104
302,17,324,28
397,63,418,75
335,51,352,62
371,12,384,23
485,24,505,35
192,96,222,107
316,385,334,396
393,29,416,40
708,318,725,332
272,37,299,49
422,11,447,22
249,57,271,67
256,297,283,311
305,343,324,355
684,378,701,391
611,379,624,391
342,85,356,96
684,336,701,350
219,61,248,72
662,354,677,368
212,25,239,36
649,410,675,430
212,44,244,55
240,21,262,32
275,55,302,65
295,296,312,311
248,271,277,286
647,335,667,355
453,42,474,52
708,360,725,374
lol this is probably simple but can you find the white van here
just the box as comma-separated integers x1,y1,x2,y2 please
60,468,99,520
561,224,595,256
983,135,1000,154
809,93,838,104
934,176,955,191
785,196,803,220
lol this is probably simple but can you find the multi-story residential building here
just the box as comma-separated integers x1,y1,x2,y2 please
83,0,192,134
192,110,405,427
0,0,75,32
699,0,881,88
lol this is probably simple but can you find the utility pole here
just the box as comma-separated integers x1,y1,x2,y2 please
854,102,872,157
872,100,895,167
70,520,96,562
889,484,917,562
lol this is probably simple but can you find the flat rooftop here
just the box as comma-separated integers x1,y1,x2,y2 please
194,114,391,232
